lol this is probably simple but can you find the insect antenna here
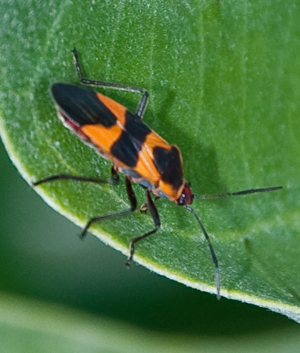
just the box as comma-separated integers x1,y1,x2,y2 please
193,186,282,200
188,185,282,299
184,205,220,300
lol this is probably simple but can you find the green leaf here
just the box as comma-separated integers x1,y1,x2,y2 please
0,0,299,323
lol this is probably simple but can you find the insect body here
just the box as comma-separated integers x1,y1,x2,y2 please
51,83,187,203
34,49,282,299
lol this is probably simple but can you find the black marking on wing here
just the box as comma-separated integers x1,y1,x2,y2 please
153,146,183,190
111,111,151,167
51,83,117,127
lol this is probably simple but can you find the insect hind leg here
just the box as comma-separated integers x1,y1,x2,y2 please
71,49,149,119
33,166,120,187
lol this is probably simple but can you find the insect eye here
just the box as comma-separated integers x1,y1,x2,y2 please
177,192,187,206
177,183,193,206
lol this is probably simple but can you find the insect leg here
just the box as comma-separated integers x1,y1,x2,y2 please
126,190,161,266
33,166,120,187
80,176,137,239
140,195,160,212
71,49,149,119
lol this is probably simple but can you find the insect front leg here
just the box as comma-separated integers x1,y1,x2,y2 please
126,190,161,266
80,176,137,239
140,195,160,212
71,49,149,119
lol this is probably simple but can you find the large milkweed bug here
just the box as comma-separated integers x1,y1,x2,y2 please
33,49,282,299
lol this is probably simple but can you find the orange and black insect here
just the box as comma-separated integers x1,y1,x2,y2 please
33,49,282,298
